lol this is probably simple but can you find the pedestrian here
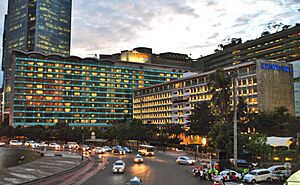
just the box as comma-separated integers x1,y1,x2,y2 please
200,170,204,181
197,169,201,182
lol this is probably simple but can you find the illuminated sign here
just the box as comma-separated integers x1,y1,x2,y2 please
261,63,291,73
121,51,150,63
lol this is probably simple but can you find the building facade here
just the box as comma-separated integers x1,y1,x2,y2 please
195,25,300,71
2,0,72,83
6,50,196,127
291,60,300,116
133,60,295,125
2,0,72,124
194,25,300,116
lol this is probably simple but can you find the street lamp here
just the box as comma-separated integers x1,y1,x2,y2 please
232,70,238,168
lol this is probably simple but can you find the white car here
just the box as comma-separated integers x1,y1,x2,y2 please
112,160,126,173
38,142,48,148
219,169,242,181
93,147,106,154
176,156,195,165
49,143,61,150
243,169,271,183
0,142,5,146
9,140,23,146
67,142,79,149
24,141,39,148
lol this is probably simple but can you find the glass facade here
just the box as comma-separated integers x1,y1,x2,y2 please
2,0,71,84
34,0,71,55
9,51,185,127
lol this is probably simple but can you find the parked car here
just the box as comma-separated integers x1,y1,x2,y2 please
49,143,61,150
176,156,195,165
243,169,271,183
0,141,5,146
134,154,144,163
93,147,106,154
112,160,126,173
268,165,290,182
127,176,143,185
236,159,251,168
9,140,22,146
219,169,242,181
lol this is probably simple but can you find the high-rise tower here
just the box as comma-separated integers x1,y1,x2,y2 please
2,0,72,125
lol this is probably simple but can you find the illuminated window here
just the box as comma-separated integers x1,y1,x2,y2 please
36,90,43,94
65,108,71,112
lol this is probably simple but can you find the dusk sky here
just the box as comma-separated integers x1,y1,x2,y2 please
0,0,299,59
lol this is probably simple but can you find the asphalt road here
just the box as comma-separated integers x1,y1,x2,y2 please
83,151,204,185
83,151,283,185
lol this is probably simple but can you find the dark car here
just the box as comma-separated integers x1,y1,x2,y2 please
127,176,143,185
236,159,251,168
123,147,132,153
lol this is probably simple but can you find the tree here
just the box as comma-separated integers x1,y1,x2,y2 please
186,101,214,136
209,69,232,118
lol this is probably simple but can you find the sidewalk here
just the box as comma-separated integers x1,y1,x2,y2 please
0,152,83,185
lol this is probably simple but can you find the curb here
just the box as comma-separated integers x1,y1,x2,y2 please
20,156,90,185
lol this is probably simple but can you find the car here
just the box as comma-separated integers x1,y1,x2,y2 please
103,146,112,152
112,160,126,173
134,154,144,163
176,156,195,165
38,142,48,148
93,147,106,154
243,169,271,183
9,140,23,146
25,141,39,148
123,147,133,153
49,143,61,150
0,141,5,146
127,176,143,185
82,145,90,152
112,146,126,155
236,159,251,168
219,169,242,181
268,165,287,174
67,142,79,150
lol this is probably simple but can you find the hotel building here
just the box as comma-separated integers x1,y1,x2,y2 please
5,50,196,127
133,60,295,125
194,24,300,116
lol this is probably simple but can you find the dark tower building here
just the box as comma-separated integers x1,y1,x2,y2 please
2,0,72,124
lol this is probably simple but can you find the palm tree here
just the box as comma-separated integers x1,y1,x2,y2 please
208,69,232,118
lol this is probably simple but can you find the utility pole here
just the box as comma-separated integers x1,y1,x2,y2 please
233,71,238,169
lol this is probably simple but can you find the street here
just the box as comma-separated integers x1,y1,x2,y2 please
82,151,282,185
83,151,203,185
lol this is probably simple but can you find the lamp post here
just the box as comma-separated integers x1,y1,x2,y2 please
232,71,238,168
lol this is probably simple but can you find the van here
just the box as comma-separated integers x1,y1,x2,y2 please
243,169,271,183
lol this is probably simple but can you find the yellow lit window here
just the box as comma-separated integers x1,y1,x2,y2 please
65,65,71,68
26,96,32,100
92,93,97,96
65,108,70,112
38,68,43,72
47,74,53,78
48,68,53,72
74,92,80,96
36,85,43,88
45,96,53,100
27,73,33,76
37,62,44,66
36,90,43,94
